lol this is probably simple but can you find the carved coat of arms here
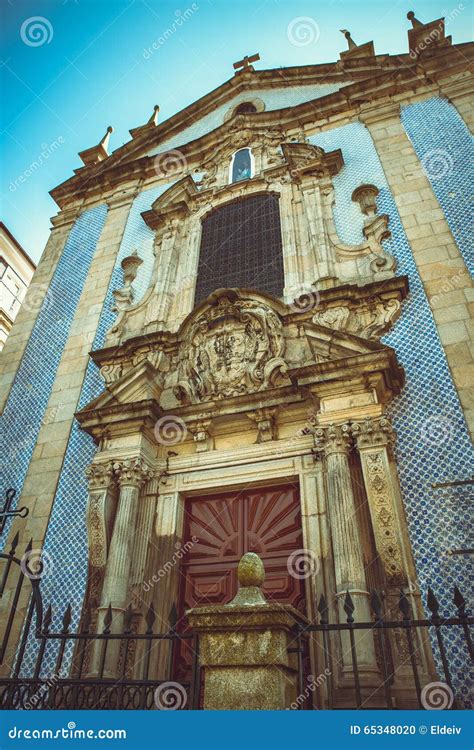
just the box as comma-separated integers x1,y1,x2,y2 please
175,292,288,403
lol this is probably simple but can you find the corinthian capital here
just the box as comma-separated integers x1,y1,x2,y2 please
112,457,155,488
351,416,395,450
85,462,115,491
314,423,352,455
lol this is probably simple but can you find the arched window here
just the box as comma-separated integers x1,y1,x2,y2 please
194,194,284,303
229,148,253,183
235,102,257,115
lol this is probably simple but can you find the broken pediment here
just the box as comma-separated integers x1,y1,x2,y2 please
80,288,405,432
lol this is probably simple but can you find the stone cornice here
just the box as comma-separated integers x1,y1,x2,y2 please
49,44,473,208
87,276,408,370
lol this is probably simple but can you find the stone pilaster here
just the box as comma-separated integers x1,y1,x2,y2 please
314,423,378,675
350,417,407,587
360,103,474,436
85,461,116,571
0,206,80,412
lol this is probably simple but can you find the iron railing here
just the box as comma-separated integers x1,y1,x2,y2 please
0,536,200,710
292,587,473,710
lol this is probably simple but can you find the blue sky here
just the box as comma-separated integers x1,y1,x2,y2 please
2,0,472,262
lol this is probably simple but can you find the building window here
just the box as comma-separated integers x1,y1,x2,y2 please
194,193,284,304
235,102,257,115
230,148,253,183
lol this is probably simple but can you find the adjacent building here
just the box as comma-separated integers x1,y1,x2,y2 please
0,223,36,351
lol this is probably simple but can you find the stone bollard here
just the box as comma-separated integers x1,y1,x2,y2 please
186,552,308,710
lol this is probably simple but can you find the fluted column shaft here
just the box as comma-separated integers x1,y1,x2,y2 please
315,424,377,673
93,457,153,677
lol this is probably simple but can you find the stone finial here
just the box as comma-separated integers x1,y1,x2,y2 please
78,126,113,166
112,250,143,311
352,184,379,216
120,250,143,285
129,105,160,138
407,10,423,28
340,29,357,50
99,125,113,149
148,104,160,125
228,553,267,606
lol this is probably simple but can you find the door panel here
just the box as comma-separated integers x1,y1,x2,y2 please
174,484,306,681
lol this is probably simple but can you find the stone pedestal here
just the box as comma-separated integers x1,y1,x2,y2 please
187,553,308,710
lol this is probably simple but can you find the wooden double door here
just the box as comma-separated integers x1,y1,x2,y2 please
179,483,305,612
174,483,306,679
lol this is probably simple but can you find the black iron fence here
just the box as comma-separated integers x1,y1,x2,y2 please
1,533,472,710
0,537,200,710
292,588,473,710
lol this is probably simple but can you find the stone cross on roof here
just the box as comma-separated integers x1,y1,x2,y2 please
233,53,260,72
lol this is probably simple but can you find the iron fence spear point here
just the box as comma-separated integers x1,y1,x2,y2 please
343,590,355,622
317,592,328,622
10,531,19,553
103,604,113,633
399,588,411,619
123,603,133,634
427,587,440,617
453,585,466,616
145,603,156,634
61,604,72,633
371,589,383,619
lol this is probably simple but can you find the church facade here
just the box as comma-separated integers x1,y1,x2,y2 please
0,13,472,709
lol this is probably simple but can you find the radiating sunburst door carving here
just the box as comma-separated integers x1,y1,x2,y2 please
174,484,306,683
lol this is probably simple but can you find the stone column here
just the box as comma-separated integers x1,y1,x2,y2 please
314,424,378,676
95,457,152,677
128,474,159,610
148,489,185,679
187,553,309,710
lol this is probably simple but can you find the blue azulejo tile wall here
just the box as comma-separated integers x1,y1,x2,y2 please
310,122,473,706
20,184,173,675
0,205,108,543
401,97,473,275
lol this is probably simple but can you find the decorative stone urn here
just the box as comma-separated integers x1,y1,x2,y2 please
186,553,309,710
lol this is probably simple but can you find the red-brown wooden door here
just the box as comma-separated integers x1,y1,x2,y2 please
174,483,306,680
